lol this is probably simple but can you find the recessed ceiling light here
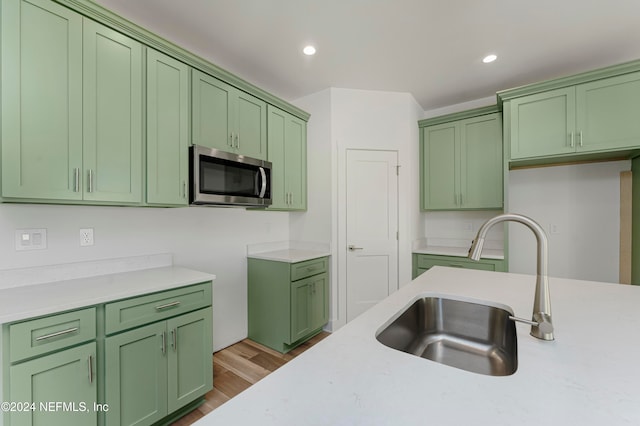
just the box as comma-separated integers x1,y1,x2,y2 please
303,45,316,56
482,54,497,64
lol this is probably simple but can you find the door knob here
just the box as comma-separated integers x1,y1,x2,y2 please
348,245,363,251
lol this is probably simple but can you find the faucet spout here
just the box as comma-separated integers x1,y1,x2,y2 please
468,213,554,341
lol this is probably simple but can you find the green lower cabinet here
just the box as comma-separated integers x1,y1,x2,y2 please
105,322,167,426
248,257,329,353
105,307,213,426
8,342,97,426
412,253,506,279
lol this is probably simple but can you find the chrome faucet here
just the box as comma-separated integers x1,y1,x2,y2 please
468,213,554,341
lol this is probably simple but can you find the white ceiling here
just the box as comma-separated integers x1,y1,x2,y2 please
96,0,640,111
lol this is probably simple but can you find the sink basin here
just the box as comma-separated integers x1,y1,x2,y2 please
376,297,518,376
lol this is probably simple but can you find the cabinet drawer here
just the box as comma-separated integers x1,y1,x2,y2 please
9,307,96,363
105,282,212,334
416,255,496,271
291,257,328,281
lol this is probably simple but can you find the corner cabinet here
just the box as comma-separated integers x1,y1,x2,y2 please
192,69,267,160
412,253,505,279
248,257,329,353
1,0,143,204
146,49,189,206
267,106,307,210
419,108,503,210
503,69,640,165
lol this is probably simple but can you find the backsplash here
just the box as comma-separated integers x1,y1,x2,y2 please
421,210,504,250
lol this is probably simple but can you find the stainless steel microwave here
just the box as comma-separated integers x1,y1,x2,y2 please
189,145,272,207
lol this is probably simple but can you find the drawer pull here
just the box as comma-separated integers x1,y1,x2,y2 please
35,327,79,341
171,328,177,352
307,267,316,272
155,301,181,310
161,331,166,355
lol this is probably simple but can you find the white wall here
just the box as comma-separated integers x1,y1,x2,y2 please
508,160,630,282
0,203,289,351
293,87,423,330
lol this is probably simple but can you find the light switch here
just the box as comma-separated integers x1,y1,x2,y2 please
15,229,47,251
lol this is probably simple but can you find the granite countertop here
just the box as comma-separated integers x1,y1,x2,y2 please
0,266,215,324
413,245,504,260
247,249,331,263
194,267,640,425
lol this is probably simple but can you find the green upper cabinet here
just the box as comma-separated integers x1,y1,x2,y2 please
267,106,307,210
509,87,576,160
507,71,640,162
1,0,83,201
146,49,189,206
82,19,143,204
192,69,267,159
1,0,143,204
576,73,640,152
420,110,503,211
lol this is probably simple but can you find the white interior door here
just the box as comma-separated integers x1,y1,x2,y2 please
346,149,398,322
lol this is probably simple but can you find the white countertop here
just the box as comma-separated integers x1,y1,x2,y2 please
0,266,215,324
413,245,504,259
247,249,331,263
194,267,640,425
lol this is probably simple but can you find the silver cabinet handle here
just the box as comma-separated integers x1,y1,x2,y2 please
74,168,80,192
235,133,240,149
155,301,181,310
348,245,363,251
229,133,234,147
182,181,186,199
569,132,575,148
35,327,79,341
88,169,94,193
578,131,583,147
161,331,166,355
171,328,177,351
88,355,94,384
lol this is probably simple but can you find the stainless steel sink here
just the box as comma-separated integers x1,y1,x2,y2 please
376,297,518,376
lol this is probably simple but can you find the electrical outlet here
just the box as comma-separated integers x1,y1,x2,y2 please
80,228,94,246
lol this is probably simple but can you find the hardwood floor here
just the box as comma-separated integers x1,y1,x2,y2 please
171,332,330,426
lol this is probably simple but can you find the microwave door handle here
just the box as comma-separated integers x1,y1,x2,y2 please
258,167,267,198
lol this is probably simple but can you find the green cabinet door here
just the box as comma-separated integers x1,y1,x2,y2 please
290,273,329,343
83,19,143,204
290,278,312,343
105,322,167,426
146,49,189,206
166,308,213,413
309,273,329,331
509,87,576,160
284,114,307,210
421,123,459,210
576,72,640,152
1,0,83,200
460,114,503,209
9,342,97,426
267,106,307,210
191,69,233,152
267,107,288,208
235,91,267,160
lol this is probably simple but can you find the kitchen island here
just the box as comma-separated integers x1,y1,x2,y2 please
194,266,640,425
